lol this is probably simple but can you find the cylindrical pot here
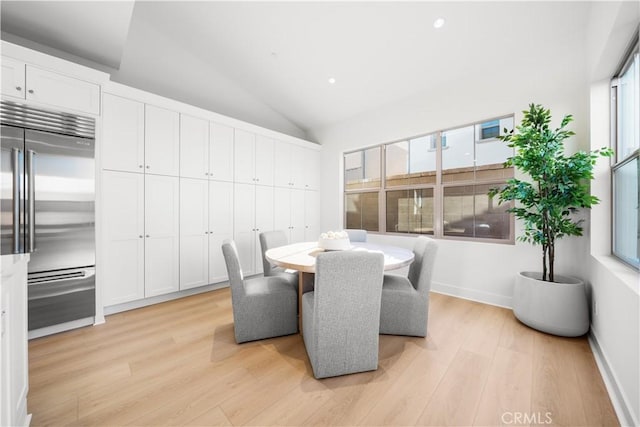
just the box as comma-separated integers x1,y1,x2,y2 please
512,272,589,337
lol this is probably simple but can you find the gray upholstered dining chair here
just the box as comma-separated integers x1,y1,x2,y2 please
259,231,298,288
222,240,298,343
379,236,438,337
302,251,384,379
345,229,367,242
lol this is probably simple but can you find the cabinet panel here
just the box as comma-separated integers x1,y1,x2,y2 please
290,189,306,243
209,180,233,283
180,115,209,179
304,190,320,241
102,171,145,305
274,141,291,188
1,57,25,98
290,144,306,189
102,94,145,173
145,105,180,176
233,183,256,276
145,175,179,297
210,122,234,182
180,178,209,290
234,129,255,185
255,135,274,186
274,187,291,238
305,148,321,190
255,185,274,274
25,65,100,114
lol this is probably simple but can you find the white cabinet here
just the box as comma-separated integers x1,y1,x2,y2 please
234,131,274,185
25,65,100,115
1,57,25,98
0,254,29,427
234,184,274,276
145,174,180,297
274,187,306,243
1,57,100,114
180,115,209,179
274,141,312,189
102,94,145,173
305,148,321,190
180,178,209,290
145,105,180,176
208,181,234,283
209,122,234,182
102,171,145,305
304,190,321,241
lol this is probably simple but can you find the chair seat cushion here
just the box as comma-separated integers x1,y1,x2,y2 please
382,273,416,293
245,276,296,296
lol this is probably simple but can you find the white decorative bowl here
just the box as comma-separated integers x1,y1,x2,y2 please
318,237,351,251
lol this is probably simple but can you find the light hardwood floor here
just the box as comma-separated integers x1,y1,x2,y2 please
28,289,618,426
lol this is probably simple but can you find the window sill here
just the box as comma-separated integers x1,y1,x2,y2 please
591,254,639,295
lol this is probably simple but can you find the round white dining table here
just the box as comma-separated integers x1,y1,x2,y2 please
265,241,414,333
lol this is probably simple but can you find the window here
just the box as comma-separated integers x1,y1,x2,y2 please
611,37,639,269
343,115,514,242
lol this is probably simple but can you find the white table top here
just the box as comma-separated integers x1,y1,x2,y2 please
265,241,414,273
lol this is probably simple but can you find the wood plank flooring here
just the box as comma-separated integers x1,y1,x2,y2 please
28,289,619,426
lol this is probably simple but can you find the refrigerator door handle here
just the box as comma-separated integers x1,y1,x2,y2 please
11,147,21,254
26,149,36,253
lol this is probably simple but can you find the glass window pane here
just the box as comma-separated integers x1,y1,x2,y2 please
386,134,436,187
443,184,510,239
618,52,639,162
476,117,514,168
442,125,474,182
386,188,434,234
613,157,639,267
345,192,379,231
344,147,381,190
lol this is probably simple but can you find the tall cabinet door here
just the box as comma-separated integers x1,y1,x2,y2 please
180,115,209,179
210,123,234,182
234,129,255,184
274,141,292,188
304,190,320,241
290,189,306,243
209,180,234,283
255,185,274,274
102,171,144,306
180,178,209,290
145,105,180,176
255,135,274,186
145,174,179,297
274,187,292,240
233,183,256,276
102,94,145,173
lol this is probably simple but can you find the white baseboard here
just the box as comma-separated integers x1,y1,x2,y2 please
104,282,229,316
589,333,637,427
431,280,513,309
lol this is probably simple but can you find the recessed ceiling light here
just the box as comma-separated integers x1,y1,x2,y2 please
328,77,336,84
433,18,445,29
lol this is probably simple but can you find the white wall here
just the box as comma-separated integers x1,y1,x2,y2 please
586,2,640,424
312,60,591,307
313,3,638,423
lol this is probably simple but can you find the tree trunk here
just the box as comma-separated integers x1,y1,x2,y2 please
549,239,555,282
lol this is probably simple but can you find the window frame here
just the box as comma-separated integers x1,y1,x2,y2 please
343,115,515,244
610,35,640,270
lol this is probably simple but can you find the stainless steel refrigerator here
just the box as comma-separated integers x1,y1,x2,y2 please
1,101,96,331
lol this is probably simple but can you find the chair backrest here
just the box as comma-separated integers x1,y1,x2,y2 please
407,236,438,295
259,231,289,275
221,240,245,301
345,229,367,242
311,251,384,355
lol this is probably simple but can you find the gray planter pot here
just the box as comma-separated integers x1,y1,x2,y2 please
513,272,589,337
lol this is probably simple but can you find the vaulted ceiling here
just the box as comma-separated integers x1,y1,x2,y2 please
1,2,636,141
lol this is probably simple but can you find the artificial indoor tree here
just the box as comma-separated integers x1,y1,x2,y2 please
490,103,613,282
490,103,613,336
